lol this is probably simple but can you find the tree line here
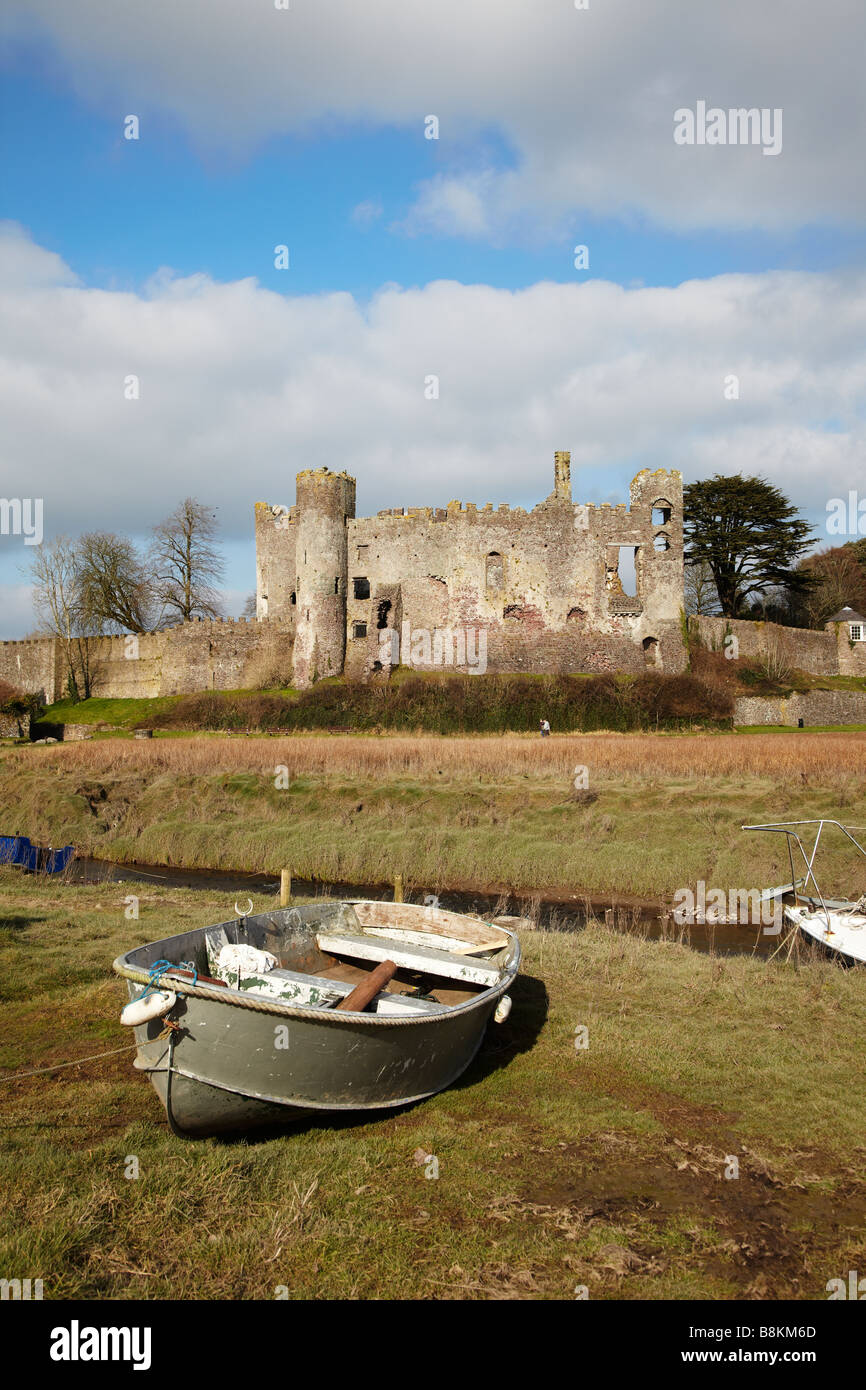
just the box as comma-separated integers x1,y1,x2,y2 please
29,498,225,699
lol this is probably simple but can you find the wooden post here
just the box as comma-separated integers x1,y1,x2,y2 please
393,872,404,903
280,869,292,907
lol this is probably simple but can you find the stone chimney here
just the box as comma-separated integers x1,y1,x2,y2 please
554,450,571,503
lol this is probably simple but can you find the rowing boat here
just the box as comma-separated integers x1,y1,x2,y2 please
113,898,520,1136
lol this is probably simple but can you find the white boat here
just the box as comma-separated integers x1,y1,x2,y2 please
743,820,866,965
783,901,866,964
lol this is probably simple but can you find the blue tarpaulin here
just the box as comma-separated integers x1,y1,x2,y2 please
0,835,75,874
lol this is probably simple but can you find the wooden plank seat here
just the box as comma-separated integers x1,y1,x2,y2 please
316,931,502,988
201,926,445,1013
237,967,448,1013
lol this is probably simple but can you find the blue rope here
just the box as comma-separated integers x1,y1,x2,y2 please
132,958,197,1003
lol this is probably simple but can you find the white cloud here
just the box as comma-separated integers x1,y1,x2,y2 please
2,1,865,236
0,222,80,288
0,222,861,530
350,200,384,228
2,225,865,632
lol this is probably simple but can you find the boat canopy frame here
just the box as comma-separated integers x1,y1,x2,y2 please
742,820,866,931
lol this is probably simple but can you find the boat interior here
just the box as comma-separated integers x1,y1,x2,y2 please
119,900,516,1016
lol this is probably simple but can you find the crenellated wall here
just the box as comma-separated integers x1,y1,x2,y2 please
0,618,296,702
262,456,689,683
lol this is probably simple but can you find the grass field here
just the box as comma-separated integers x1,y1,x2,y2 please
1,873,864,1300
2,731,865,901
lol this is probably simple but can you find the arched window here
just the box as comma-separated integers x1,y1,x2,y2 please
653,533,670,552
652,500,672,526
486,552,504,589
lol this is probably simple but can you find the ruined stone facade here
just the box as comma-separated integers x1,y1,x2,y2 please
4,451,866,705
256,453,689,686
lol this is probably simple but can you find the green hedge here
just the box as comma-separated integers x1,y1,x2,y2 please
146,672,733,735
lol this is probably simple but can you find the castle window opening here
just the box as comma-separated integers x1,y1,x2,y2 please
567,606,585,623
486,552,504,589
851,624,863,642
503,604,524,619
290,591,296,606
357,544,369,560
353,577,370,599
652,502,672,526
376,600,391,629
608,547,638,598
642,636,660,667
334,577,340,594
653,533,670,552
352,621,367,640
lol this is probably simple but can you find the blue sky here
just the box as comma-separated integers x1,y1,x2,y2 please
1,1,865,633
5,62,865,300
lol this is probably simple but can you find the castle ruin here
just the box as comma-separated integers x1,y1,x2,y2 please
4,450,866,708
256,452,688,686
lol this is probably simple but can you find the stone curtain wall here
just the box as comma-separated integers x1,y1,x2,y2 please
693,617,835,674
694,615,866,679
734,690,866,726
0,618,295,701
0,636,61,703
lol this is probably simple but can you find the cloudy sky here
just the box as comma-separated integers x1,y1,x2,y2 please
1,1,865,634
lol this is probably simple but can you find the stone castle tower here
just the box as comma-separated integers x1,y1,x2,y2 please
254,452,687,688
290,468,356,687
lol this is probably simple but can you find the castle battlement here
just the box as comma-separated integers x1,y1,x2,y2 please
253,450,687,687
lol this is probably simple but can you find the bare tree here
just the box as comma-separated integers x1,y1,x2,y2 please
797,545,866,628
77,531,154,633
684,559,721,615
150,498,225,623
242,592,257,619
28,535,97,698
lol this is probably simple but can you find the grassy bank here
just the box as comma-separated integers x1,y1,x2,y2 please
1,873,863,1300
1,732,865,900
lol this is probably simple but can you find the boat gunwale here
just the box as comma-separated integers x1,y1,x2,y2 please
112,916,520,1026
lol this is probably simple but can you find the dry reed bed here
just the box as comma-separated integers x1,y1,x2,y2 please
13,730,866,782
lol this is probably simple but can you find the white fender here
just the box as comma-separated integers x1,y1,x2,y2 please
121,989,177,1027
494,994,512,1023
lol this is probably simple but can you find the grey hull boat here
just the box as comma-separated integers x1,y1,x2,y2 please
113,899,520,1137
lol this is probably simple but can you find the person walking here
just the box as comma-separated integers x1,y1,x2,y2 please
540,718,550,738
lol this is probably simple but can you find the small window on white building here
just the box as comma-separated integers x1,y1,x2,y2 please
850,623,863,642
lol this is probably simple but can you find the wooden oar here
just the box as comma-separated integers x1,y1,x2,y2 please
336,959,397,1012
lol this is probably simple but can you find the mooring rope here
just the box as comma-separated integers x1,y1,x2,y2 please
0,1042,141,1082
